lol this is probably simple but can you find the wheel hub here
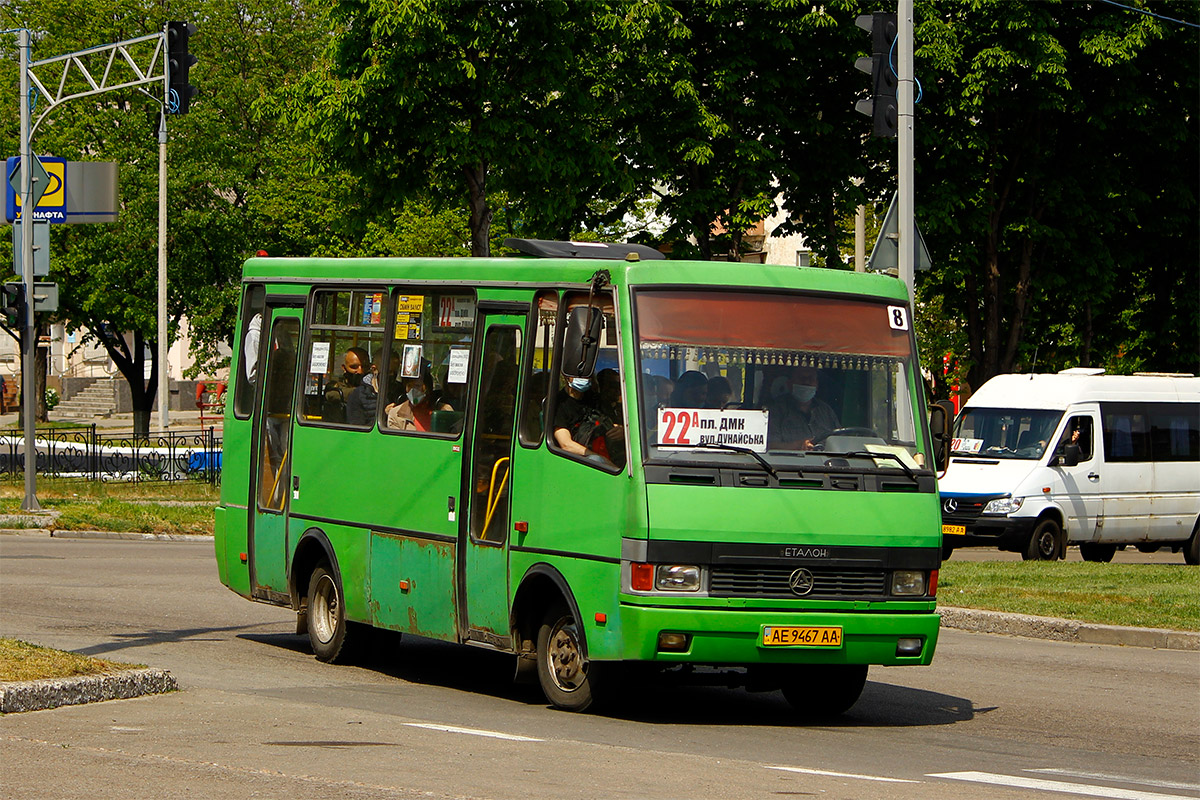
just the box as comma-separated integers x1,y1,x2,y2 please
548,620,585,692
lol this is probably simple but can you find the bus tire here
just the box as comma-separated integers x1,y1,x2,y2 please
781,664,868,718
306,561,355,663
1079,542,1117,563
536,605,596,712
1023,518,1063,561
1185,520,1199,566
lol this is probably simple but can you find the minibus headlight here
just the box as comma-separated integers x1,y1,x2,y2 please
656,565,701,592
983,496,1024,515
891,570,926,596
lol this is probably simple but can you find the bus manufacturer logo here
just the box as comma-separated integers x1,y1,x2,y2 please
943,498,958,513
782,547,829,558
788,568,815,596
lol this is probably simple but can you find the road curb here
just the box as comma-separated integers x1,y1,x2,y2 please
939,606,1199,651
0,668,178,714
0,529,211,542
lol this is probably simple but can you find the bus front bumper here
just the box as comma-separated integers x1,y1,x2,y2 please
613,603,940,666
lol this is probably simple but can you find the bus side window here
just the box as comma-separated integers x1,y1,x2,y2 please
381,289,475,436
546,292,625,472
519,291,557,447
302,288,385,429
233,285,265,420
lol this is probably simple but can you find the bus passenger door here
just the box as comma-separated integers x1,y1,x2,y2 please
461,312,524,644
249,309,302,601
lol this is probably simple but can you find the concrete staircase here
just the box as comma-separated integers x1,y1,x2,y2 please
50,378,118,420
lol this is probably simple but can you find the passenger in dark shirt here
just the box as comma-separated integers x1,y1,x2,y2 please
553,375,613,464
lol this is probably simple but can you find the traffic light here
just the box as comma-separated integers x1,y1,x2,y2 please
167,20,198,115
2,283,26,329
855,12,898,138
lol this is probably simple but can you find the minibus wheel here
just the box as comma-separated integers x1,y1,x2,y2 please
1079,542,1117,563
1023,518,1064,561
536,605,596,711
307,560,354,663
781,664,868,718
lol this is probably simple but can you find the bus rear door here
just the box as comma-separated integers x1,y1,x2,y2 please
461,309,525,645
249,307,303,601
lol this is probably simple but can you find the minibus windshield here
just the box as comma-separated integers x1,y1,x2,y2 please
634,289,925,471
953,408,1063,460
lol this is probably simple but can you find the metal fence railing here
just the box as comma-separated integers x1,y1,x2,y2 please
0,426,222,484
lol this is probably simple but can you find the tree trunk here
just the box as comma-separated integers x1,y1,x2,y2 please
463,162,492,257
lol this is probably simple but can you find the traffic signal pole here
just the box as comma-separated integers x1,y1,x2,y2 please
158,108,169,431
897,0,915,301
18,28,41,511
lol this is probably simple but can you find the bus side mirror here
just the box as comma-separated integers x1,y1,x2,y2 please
1060,443,1081,468
561,306,603,379
929,401,954,472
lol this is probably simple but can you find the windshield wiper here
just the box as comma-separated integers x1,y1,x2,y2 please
690,442,779,479
838,450,919,482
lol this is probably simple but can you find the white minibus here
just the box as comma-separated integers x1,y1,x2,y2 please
939,369,1199,563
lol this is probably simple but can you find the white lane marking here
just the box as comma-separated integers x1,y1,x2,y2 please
1026,769,1200,792
928,771,1200,800
402,722,543,742
766,765,919,784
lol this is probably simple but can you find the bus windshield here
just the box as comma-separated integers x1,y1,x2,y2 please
953,408,1063,460
634,289,924,471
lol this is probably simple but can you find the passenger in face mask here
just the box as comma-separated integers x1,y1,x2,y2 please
385,365,451,432
765,364,839,451
552,372,613,464
323,347,371,423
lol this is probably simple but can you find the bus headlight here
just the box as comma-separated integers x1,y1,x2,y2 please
891,570,927,596
656,565,701,592
983,496,1024,515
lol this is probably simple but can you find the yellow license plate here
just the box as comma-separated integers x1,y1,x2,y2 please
942,524,966,536
760,626,843,647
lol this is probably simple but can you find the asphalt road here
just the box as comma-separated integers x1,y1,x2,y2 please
1,536,1197,800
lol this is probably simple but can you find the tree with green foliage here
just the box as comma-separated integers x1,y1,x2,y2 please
913,0,1198,391
280,0,656,257
0,0,330,433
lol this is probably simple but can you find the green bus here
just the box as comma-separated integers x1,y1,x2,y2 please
215,238,951,714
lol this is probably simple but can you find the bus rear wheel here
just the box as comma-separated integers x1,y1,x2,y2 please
1023,519,1063,561
781,664,868,718
306,561,356,663
536,606,596,712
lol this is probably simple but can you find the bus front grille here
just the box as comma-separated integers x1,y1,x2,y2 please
709,566,887,598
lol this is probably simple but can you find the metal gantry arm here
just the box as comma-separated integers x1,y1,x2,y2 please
26,32,166,135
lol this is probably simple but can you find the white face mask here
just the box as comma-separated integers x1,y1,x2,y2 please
791,384,817,403
569,377,592,392
408,387,426,406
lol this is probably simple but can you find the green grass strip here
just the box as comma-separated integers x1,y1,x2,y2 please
939,561,1200,631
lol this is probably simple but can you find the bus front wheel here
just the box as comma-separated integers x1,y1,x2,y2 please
306,561,354,663
781,664,868,718
536,606,596,712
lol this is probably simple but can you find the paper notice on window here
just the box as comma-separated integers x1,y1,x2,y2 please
447,348,470,384
864,443,920,468
309,341,331,374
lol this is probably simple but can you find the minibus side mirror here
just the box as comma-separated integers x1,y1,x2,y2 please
1060,443,1082,468
561,306,603,379
929,401,954,472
